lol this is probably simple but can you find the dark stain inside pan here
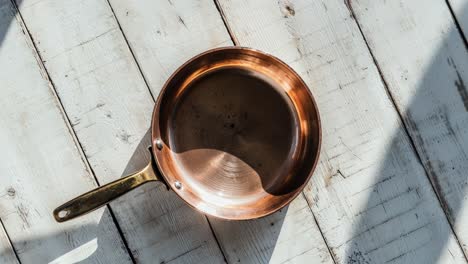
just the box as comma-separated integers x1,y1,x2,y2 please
168,67,301,203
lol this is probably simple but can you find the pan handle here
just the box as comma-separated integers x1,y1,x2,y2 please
53,154,161,222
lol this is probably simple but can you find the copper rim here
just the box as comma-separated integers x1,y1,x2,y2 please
151,47,321,220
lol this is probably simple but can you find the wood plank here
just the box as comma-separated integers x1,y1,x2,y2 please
350,0,468,258
447,0,468,38
0,0,132,263
108,0,336,263
16,0,227,263
217,0,468,263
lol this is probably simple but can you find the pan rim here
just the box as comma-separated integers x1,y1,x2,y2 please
151,46,322,220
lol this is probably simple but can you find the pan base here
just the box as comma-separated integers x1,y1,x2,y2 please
168,67,300,207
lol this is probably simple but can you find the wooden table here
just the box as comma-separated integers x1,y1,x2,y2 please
0,0,467,263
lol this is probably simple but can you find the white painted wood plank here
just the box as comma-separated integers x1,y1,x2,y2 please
350,0,468,258
16,0,227,263
217,0,467,263
0,0,132,263
108,0,336,263
447,0,468,38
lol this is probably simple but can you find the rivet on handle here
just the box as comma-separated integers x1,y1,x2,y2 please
155,139,163,150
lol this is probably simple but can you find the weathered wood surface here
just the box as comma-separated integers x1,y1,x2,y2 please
0,0,132,263
351,0,468,258
216,0,468,263
1,0,467,263
16,0,227,263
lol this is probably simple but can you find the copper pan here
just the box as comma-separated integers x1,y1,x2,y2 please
53,47,321,222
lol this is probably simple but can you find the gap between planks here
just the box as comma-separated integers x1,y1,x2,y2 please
7,0,462,263
345,0,468,262
9,0,240,262
214,0,239,46
10,0,461,263
104,0,237,262
211,1,338,263
215,0,468,262
444,0,468,46
211,1,337,263
7,0,138,262
302,192,339,263
8,0,237,263
105,0,157,103
0,217,20,263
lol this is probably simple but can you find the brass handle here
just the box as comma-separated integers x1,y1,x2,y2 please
53,160,160,222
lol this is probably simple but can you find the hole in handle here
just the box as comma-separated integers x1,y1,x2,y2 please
57,210,70,219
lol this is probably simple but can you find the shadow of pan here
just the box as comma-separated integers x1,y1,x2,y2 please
111,127,290,263
0,0,22,49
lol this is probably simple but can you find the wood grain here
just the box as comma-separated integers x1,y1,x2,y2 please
0,0,132,263
15,0,228,263
217,0,467,263
351,0,468,258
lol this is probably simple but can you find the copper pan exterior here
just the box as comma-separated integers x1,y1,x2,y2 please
151,47,321,220
53,47,321,222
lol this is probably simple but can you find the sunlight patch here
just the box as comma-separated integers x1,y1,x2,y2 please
48,238,97,264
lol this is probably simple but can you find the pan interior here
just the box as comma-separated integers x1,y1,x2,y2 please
167,67,300,207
